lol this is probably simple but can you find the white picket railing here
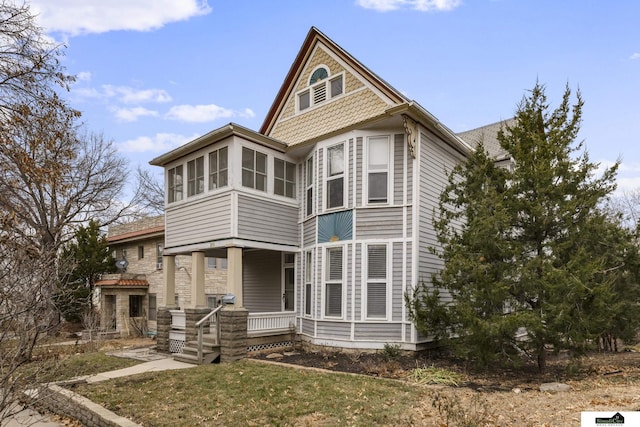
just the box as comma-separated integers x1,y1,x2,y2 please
247,312,296,336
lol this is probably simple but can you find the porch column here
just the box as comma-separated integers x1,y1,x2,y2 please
158,254,176,353
191,251,206,308
227,247,244,307
162,254,176,308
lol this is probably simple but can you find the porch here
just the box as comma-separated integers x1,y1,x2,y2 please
167,309,297,355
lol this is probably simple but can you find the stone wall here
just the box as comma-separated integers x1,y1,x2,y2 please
32,384,141,427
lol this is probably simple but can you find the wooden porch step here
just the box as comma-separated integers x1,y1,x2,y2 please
174,345,221,365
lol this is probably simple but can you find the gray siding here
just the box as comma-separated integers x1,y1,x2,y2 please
394,134,404,206
165,193,232,249
237,195,298,245
243,250,281,312
355,207,404,239
301,318,314,336
303,219,316,248
392,241,404,321
418,130,463,293
354,323,402,341
316,321,351,339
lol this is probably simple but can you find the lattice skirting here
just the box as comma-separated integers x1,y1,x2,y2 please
169,338,185,354
247,340,293,353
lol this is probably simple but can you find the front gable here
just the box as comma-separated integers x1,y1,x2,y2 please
262,27,407,147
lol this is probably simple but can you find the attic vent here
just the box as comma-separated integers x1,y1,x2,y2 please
313,84,327,104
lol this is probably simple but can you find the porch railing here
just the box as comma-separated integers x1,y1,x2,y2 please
195,305,222,364
247,311,296,336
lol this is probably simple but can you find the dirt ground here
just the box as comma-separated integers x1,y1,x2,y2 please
253,346,640,426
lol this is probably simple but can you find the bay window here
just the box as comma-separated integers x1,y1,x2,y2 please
367,136,390,204
366,244,387,319
306,156,314,216
326,143,344,209
325,247,343,317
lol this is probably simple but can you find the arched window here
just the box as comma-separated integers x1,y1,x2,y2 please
297,65,344,113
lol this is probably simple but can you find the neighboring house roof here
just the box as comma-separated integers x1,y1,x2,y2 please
457,119,515,160
108,225,165,244
95,278,149,288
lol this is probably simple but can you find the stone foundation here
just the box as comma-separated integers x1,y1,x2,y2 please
156,308,172,353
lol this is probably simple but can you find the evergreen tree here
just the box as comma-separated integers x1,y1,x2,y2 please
408,83,637,371
58,220,116,322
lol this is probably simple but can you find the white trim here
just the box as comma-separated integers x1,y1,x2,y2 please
295,70,346,114
163,238,299,256
363,134,393,206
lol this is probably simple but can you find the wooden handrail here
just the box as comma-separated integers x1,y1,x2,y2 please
197,306,223,363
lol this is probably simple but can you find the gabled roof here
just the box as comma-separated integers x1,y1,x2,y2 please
260,27,408,137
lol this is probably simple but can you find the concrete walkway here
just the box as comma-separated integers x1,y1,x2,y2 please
2,345,192,426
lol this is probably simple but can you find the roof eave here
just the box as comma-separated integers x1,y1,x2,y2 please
149,123,287,167
386,103,474,157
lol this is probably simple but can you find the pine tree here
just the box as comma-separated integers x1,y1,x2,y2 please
58,220,116,322
408,83,635,371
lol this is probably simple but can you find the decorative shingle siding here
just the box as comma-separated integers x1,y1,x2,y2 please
271,89,389,145
279,45,365,122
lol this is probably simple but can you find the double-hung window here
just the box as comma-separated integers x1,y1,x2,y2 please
306,157,314,216
305,251,313,316
187,156,204,197
168,165,183,203
156,243,163,270
366,244,387,319
242,147,267,191
367,136,390,204
326,143,344,209
209,146,228,190
325,247,343,317
274,158,296,198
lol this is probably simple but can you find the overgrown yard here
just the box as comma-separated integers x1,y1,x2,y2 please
69,347,640,426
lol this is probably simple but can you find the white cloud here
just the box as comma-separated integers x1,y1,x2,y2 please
114,107,159,122
73,84,172,104
630,53,640,60
356,0,461,12
117,133,199,153
30,0,211,36
102,85,172,104
165,104,255,123
76,71,92,82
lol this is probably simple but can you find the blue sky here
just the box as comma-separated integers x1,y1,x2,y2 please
30,0,640,192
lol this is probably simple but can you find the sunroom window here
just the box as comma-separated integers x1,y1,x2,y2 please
274,158,296,198
187,156,204,197
168,165,183,203
209,146,228,190
242,147,267,192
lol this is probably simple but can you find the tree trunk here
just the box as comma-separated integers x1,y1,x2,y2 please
537,343,546,372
